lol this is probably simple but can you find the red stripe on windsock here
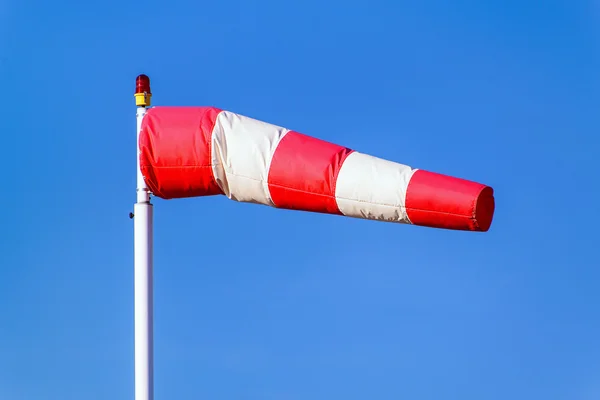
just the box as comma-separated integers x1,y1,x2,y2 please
139,106,223,199
405,170,495,232
267,131,354,214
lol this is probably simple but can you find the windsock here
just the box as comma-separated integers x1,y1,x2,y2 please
139,106,495,231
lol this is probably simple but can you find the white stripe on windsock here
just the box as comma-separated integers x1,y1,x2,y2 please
334,152,417,223
211,111,289,206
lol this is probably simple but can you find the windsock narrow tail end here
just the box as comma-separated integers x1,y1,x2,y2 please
405,170,495,232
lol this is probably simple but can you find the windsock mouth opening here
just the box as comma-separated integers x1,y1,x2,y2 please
474,186,495,232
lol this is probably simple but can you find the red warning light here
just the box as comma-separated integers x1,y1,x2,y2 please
135,74,151,94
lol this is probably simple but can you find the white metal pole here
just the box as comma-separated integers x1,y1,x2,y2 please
134,89,153,400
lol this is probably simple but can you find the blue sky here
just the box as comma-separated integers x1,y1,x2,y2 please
0,0,599,399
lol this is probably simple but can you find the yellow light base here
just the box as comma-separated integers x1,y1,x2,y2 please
135,92,152,107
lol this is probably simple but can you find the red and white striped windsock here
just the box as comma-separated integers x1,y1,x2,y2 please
139,106,495,231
